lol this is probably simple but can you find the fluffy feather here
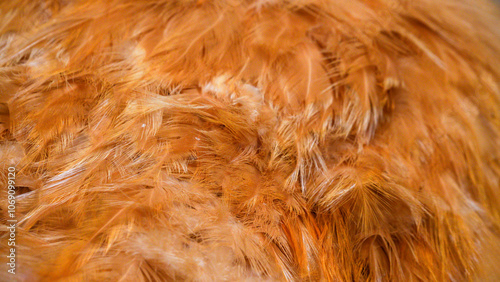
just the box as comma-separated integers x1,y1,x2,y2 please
1,0,500,280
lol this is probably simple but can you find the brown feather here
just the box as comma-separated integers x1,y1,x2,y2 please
1,0,500,280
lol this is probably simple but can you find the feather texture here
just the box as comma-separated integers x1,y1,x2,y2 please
1,0,500,280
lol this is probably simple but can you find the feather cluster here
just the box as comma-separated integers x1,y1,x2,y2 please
1,0,500,280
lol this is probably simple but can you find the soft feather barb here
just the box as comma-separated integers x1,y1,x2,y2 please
1,0,500,281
